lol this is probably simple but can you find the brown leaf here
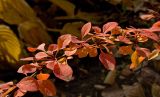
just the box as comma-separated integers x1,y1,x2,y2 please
152,83,160,97
122,83,146,97
104,70,116,85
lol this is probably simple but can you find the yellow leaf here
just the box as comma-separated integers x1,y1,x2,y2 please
18,21,52,46
49,0,75,16
0,0,36,24
130,51,145,69
0,25,21,64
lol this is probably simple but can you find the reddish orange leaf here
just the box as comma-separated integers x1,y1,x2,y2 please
57,34,72,49
46,61,56,70
17,77,38,92
65,48,77,56
38,80,56,96
76,47,88,58
35,52,48,60
92,26,101,33
37,73,50,80
0,81,13,90
99,51,116,70
53,62,73,81
137,35,148,42
117,36,132,44
47,44,57,51
14,89,26,97
140,30,159,41
81,22,91,38
27,47,37,52
86,46,98,57
17,64,37,75
136,47,150,57
103,22,118,33
151,21,160,28
111,26,122,35
118,45,133,55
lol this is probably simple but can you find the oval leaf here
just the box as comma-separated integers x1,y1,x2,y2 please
57,34,72,49
17,77,38,92
37,73,50,81
103,22,118,33
0,25,21,64
53,62,73,81
140,30,159,41
81,22,91,38
99,51,116,70
35,52,48,60
37,80,56,96
117,36,132,44
17,64,37,75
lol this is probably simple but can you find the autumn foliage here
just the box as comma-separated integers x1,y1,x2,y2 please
1,20,160,97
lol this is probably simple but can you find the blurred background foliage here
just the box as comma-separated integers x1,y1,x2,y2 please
0,0,160,80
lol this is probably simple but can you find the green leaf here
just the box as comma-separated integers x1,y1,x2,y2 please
0,25,21,64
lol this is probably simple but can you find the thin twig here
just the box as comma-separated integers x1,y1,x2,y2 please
2,86,16,97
